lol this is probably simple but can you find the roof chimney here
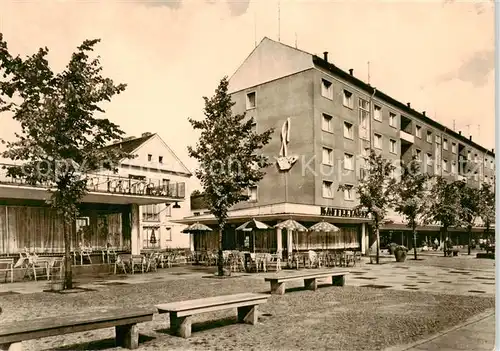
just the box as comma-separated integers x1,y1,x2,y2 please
459,131,462,136
142,132,152,137
323,52,328,62
469,135,472,141
492,148,495,153
349,69,353,76
422,111,426,116
407,102,411,108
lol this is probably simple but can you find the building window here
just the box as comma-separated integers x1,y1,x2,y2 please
415,149,422,161
159,156,163,163
426,153,433,166
374,133,382,149
343,121,353,139
143,227,161,248
343,185,354,201
451,161,457,174
491,159,495,169
322,113,333,133
416,125,422,138
443,159,448,172
248,186,258,201
443,139,448,150
343,90,353,108
474,153,479,163
359,98,370,130
147,154,152,162
426,131,432,143
467,150,471,160
344,153,354,170
435,135,441,144
485,175,489,184
389,112,397,127
143,204,161,222
389,139,397,154
374,105,382,121
321,79,333,99
452,142,457,153
251,122,257,132
246,92,256,109
474,172,479,181
322,181,334,198
322,147,333,165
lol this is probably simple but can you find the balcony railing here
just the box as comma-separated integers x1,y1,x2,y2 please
0,163,185,199
399,130,415,144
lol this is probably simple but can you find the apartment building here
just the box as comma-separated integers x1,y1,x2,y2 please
180,37,495,254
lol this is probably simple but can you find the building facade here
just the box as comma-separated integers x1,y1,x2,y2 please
100,133,193,251
181,37,495,255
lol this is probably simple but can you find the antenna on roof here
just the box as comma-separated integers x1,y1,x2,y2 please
367,61,370,84
278,0,281,42
254,10,257,48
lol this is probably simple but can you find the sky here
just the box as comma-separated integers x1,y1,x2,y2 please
0,0,495,192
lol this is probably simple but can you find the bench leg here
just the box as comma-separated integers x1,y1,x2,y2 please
170,312,192,338
0,342,22,351
270,281,285,295
332,275,345,286
115,323,139,349
237,305,258,325
304,278,318,291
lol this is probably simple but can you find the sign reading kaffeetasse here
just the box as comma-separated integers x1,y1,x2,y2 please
320,207,369,218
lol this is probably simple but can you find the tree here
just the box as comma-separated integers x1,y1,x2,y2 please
394,157,430,260
479,183,495,241
187,77,273,276
457,182,481,255
0,35,130,289
340,150,396,264
423,177,462,255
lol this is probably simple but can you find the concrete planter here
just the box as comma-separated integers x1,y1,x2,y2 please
394,249,407,262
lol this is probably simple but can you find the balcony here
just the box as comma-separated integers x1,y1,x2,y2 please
399,130,415,144
0,163,185,205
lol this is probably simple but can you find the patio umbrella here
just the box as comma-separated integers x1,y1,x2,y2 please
181,222,212,233
308,221,340,233
236,219,269,253
275,219,307,253
309,221,341,250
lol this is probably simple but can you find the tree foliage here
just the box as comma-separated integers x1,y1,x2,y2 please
423,177,462,237
187,76,273,275
0,34,130,288
394,158,430,229
479,182,495,235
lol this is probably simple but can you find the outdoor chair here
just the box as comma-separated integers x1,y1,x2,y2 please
114,254,130,274
47,257,64,281
130,255,145,274
145,252,159,272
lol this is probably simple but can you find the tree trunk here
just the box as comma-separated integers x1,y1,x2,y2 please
375,221,380,265
63,221,73,290
412,225,417,260
467,225,472,255
217,223,224,277
442,226,447,257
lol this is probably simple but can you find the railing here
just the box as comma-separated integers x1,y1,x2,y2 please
0,163,185,199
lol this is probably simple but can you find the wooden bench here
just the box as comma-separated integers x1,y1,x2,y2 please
156,293,268,338
264,270,349,295
0,307,155,351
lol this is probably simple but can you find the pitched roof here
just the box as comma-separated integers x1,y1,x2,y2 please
104,133,155,154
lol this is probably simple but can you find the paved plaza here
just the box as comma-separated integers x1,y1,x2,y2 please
0,253,496,350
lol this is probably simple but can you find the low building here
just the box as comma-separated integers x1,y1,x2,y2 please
0,133,192,260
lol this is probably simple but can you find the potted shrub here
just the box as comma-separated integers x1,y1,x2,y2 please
394,245,408,262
